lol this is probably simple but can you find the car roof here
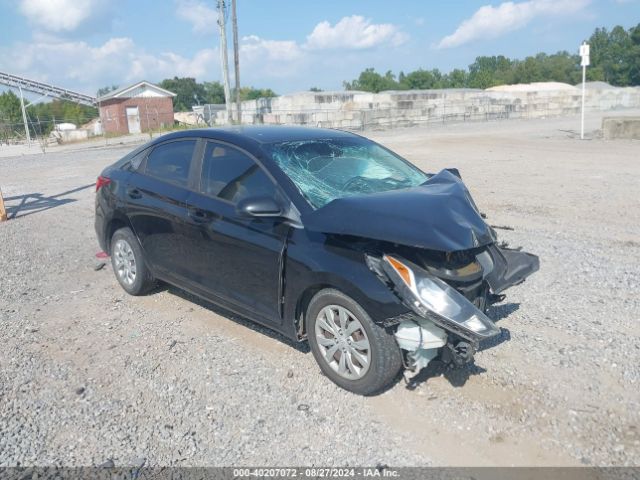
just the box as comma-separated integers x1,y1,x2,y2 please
154,125,359,146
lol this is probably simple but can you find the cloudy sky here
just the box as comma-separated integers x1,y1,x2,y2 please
0,0,637,97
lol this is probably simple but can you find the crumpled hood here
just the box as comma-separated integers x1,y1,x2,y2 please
303,169,496,252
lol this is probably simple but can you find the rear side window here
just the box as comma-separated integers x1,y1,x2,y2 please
145,140,196,187
128,147,149,171
200,142,277,203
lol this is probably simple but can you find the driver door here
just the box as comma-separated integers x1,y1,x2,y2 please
185,140,289,325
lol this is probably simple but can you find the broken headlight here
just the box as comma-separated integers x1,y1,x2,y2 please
382,255,500,341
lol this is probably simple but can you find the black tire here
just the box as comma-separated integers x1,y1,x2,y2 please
307,289,402,395
110,227,155,296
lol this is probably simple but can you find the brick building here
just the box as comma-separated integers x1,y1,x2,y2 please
98,81,176,134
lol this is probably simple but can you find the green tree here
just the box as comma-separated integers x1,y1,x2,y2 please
587,24,638,86
629,23,640,85
512,56,544,84
96,85,119,98
203,81,225,104
0,91,22,124
343,68,399,93
587,27,611,82
239,87,278,100
443,69,468,88
467,55,515,88
609,25,633,85
30,98,98,134
399,69,443,90
534,52,581,84
159,77,207,111
158,78,278,108
342,23,640,92
0,92,98,138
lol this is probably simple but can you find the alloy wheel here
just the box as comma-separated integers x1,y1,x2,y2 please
314,305,371,380
113,239,137,286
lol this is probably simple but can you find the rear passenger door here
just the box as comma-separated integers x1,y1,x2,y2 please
185,140,289,324
126,138,200,281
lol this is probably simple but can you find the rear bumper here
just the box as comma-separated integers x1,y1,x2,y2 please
94,199,108,252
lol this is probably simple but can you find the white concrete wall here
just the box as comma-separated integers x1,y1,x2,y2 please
211,86,640,130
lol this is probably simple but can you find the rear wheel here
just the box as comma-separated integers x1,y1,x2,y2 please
307,289,402,395
110,227,155,295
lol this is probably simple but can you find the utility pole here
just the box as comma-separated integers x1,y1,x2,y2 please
231,0,241,124
217,0,232,124
18,86,31,147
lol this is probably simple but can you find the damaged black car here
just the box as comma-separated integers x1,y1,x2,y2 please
95,126,539,395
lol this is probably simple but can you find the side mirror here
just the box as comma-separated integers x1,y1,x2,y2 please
236,196,284,218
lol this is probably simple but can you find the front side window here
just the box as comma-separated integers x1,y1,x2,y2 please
200,142,277,203
145,140,196,187
264,137,428,209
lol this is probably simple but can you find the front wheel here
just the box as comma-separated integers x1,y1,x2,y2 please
307,289,402,395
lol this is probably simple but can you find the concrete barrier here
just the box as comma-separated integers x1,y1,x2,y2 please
204,84,640,130
602,117,640,140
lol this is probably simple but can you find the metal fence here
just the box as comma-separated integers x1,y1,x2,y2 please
0,108,171,149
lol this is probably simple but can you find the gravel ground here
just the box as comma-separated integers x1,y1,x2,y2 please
0,110,639,467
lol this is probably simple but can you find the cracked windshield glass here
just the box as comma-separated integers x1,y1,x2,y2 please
265,138,428,208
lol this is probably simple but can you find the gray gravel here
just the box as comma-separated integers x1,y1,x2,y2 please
1,110,639,467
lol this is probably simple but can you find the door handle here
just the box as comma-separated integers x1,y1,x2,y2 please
127,188,142,199
188,208,210,223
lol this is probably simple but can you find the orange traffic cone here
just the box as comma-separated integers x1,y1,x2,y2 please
0,188,7,222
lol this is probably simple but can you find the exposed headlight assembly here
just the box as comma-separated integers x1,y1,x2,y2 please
382,255,500,342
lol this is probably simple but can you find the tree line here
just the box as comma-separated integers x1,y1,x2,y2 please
344,23,640,92
158,77,276,112
0,91,98,137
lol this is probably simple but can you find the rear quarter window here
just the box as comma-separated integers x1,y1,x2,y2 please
129,148,148,170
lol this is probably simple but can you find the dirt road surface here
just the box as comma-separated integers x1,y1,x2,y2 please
1,111,639,467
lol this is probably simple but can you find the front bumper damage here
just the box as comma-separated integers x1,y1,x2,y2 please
480,244,540,294
367,245,539,373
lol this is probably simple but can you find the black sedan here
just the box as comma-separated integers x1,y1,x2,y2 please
95,126,538,395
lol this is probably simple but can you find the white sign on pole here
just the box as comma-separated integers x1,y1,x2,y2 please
580,42,589,140
580,43,590,57
580,43,590,66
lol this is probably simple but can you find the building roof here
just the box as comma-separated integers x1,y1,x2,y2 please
97,81,176,101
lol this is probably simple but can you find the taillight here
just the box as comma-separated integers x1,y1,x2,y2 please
96,176,111,192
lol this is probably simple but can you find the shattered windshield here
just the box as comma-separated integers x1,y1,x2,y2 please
264,137,428,209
